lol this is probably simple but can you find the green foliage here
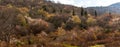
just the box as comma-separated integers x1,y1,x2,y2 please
27,39,34,44
48,15,68,29
15,40,24,47
38,9,47,16
7,4,13,8
104,29,111,33
90,45,105,47
63,44,79,47
41,4,56,13
38,9,54,19
16,14,27,26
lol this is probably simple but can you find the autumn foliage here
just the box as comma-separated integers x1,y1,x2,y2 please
0,0,120,47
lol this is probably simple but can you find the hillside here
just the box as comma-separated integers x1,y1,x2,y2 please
0,0,120,47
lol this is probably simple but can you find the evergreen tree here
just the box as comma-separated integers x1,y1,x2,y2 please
94,10,97,16
72,9,76,16
80,7,84,16
84,11,88,16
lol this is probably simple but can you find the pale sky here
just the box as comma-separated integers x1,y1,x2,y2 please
50,0,120,7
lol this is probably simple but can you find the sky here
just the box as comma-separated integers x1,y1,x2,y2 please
50,0,120,7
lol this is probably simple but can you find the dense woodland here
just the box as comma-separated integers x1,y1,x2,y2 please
0,0,120,47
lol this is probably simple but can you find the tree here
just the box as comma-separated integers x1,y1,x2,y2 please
72,9,76,16
94,10,97,16
80,7,84,16
80,7,88,17
84,11,88,16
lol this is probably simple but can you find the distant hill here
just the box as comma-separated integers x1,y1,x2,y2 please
87,2,120,15
109,2,120,8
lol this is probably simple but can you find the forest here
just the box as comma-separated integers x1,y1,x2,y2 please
0,0,120,47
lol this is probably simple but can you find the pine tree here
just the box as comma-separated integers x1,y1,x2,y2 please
80,7,84,16
84,11,87,16
94,10,97,16
72,9,76,16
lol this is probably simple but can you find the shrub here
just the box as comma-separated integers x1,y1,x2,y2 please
48,15,69,29
90,45,105,47
63,43,79,47
37,9,54,19
86,15,96,26
17,7,29,16
71,15,81,24
16,14,27,26
64,15,81,30
55,27,66,36
65,21,76,30
6,4,13,8
24,16,55,34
